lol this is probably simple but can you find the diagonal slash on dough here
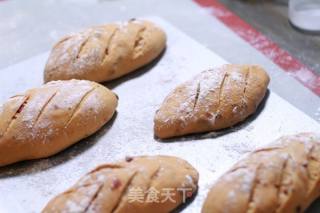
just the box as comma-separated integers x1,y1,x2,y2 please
64,86,97,128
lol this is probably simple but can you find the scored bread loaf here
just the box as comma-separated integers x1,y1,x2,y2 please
44,19,166,83
42,155,199,213
0,80,117,166
202,133,320,213
154,64,270,139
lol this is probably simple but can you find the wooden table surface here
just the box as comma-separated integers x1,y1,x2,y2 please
219,0,320,74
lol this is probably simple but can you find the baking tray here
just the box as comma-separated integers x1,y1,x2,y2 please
0,17,319,213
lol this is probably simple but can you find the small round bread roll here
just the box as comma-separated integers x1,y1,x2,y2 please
44,19,166,83
42,155,199,213
202,133,320,213
154,64,270,139
0,80,118,166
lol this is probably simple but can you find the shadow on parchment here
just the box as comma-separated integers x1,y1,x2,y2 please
0,112,118,179
171,187,199,213
306,198,320,213
103,47,167,90
155,90,270,143
0,47,166,178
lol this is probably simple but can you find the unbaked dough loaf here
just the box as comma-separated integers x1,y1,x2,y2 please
202,133,320,213
43,155,199,213
0,80,117,166
154,64,270,139
44,19,166,83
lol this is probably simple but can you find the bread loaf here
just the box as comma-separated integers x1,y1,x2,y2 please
0,80,117,166
154,64,270,139
202,133,320,213
43,155,199,213
44,19,166,83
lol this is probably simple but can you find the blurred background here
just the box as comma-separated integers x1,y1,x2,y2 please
0,0,319,74
220,0,320,74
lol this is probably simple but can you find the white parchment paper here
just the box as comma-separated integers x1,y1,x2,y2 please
0,17,319,213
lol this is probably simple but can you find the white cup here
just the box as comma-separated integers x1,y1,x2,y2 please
289,0,320,31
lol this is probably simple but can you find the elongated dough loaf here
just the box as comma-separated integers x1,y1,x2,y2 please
0,80,117,166
43,155,199,213
44,19,166,83
154,64,270,139
202,133,320,213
